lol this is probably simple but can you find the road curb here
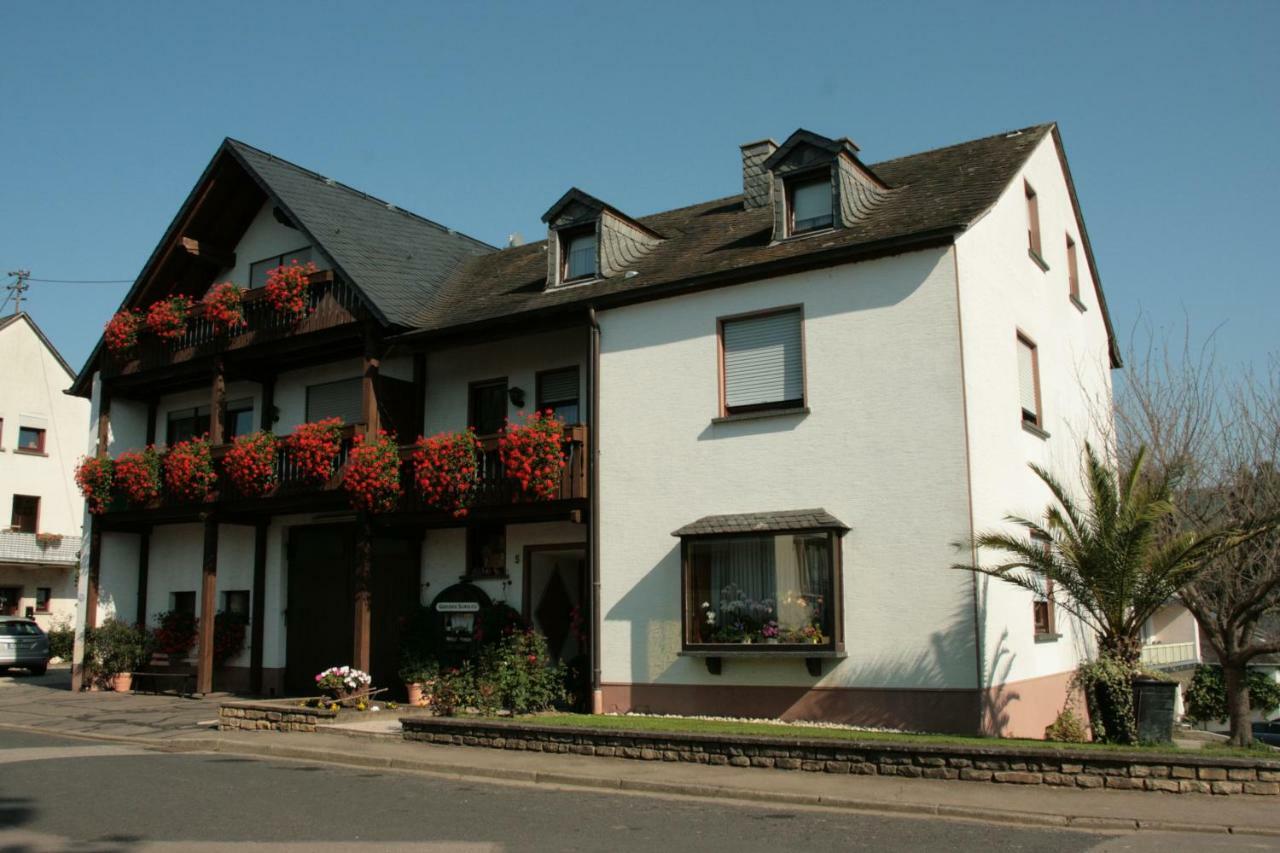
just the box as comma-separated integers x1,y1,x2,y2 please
5,722,1277,838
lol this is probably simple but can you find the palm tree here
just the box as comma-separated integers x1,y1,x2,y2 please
955,443,1250,741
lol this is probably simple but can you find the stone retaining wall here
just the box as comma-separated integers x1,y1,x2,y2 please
219,701,337,732
400,717,1280,796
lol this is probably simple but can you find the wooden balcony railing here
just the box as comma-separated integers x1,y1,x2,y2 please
103,271,365,378
105,425,588,518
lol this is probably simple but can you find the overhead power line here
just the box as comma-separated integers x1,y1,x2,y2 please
26,277,134,284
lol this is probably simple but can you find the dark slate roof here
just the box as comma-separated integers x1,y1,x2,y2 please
224,140,496,327
404,123,1117,355
672,509,849,537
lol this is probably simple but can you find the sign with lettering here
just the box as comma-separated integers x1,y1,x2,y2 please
436,601,481,613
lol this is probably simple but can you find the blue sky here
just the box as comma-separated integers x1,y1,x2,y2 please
1,1,1276,374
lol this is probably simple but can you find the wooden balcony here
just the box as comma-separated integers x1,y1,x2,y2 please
99,425,588,527
102,271,365,381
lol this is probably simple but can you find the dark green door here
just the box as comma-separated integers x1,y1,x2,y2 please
285,524,354,695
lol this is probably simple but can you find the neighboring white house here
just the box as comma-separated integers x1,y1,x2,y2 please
72,122,1119,736
0,313,89,632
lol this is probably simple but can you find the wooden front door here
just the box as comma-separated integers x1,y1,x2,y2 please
285,524,354,695
369,535,420,692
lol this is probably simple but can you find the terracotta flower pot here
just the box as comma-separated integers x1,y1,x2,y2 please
406,682,423,707
111,672,133,693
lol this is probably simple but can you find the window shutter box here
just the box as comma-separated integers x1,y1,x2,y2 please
723,311,803,409
306,378,363,425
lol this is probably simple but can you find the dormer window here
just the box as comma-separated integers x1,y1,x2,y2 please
563,229,597,281
787,175,834,236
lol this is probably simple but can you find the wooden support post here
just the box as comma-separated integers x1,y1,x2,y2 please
411,352,427,435
250,520,268,695
209,358,226,445
353,516,372,673
196,516,218,694
72,525,103,692
135,528,151,627
96,387,111,457
144,399,158,446
362,331,381,436
260,376,276,432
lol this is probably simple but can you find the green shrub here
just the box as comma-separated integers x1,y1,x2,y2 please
1185,664,1280,724
398,650,439,686
1044,706,1088,742
45,623,74,661
1072,654,1136,744
85,619,149,680
474,629,565,715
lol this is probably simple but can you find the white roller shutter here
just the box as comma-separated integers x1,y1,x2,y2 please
1018,337,1038,419
306,377,363,425
723,310,803,409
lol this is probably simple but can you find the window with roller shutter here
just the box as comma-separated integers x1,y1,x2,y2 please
1017,333,1042,428
719,308,805,415
305,377,363,425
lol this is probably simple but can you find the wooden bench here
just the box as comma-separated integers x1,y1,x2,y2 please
129,653,196,697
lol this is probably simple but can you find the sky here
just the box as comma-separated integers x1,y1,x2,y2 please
1,1,1276,375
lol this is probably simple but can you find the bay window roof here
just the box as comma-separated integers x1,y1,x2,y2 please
672,508,848,538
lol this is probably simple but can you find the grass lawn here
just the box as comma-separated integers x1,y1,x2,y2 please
512,712,1276,759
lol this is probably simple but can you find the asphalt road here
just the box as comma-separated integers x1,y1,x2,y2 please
0,729,1272,852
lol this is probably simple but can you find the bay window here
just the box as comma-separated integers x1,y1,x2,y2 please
679,518,844,652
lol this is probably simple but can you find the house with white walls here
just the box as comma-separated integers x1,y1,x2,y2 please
0,313,89,635
70,122,1118,736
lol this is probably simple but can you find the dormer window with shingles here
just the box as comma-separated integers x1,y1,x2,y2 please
760,129,890,243
541,188,661,289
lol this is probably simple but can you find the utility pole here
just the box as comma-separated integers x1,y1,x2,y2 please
5,269,30,315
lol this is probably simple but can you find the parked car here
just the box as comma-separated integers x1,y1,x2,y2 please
0,616,50,676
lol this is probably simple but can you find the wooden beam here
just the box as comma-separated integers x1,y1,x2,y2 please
180,236,235,270
259,375,276,432
250,520,268,695
412,352,426,437
144,399,159,446
362,331,382,436
353,517,372,673
73,524,103,692
209,358,226,445
196,516,218,694
135,527,151,628
96,387,111,457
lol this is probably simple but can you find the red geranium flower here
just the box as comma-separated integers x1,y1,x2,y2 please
113,446,161,505
499,410,567,501
223,431,278,497
202,282,247,333
342,430,402,513
75,456,114,515
285,418,344,483
163,436,217,502
104,310,141,355
264,260,319,319
145,295,194,341
412,429,480,518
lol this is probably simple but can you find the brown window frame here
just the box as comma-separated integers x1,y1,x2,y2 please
559,225,598,284
35,587,52,613
717,305,807,417
679,528,845,654
1031,532,1056,637
1025,180,1046,267
10,495,39,534
1066,234,1081,305
16,426,46,454
467,377,509,437
785,171,835,237
1016,331,1043,430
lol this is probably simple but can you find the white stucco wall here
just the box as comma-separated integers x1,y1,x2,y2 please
0,564,77,629
212,200,319,291
420,521,584,612
0,316,90,537
597,248,978,690
422,328,585,436
955,133,1115,692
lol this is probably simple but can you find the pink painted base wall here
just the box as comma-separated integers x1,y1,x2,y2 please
984,669,1084,739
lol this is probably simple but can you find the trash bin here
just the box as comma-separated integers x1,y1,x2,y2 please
1133,678,1178,744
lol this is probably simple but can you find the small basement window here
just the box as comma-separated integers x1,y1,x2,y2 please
562,229,597,282
680,525,843,651
787,176,833,235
